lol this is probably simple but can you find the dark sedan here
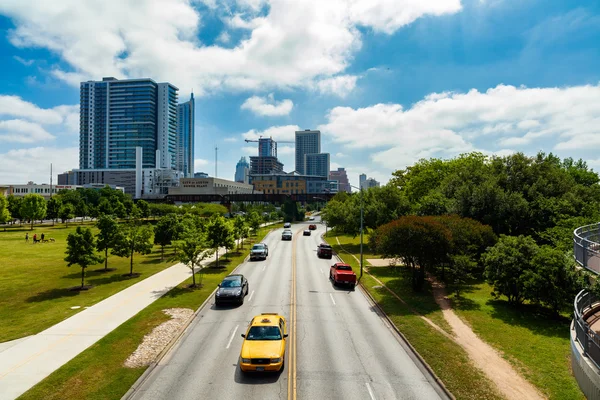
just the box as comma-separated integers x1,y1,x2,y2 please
215,274,249,306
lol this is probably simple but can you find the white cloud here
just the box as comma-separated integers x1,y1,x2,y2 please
278,145,294,155
13,55,34,66
0,120,55,143
315,75,358,97
241,93,293,116
0,95,64,124
224,137,238,142
318,83,600,170
0,146,79,184
335,152,347,158
216,31,231,44
241,124,300,142
0,0,460,94
194,158,210,172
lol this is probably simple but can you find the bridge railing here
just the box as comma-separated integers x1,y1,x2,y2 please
574,223,600,274
574,289,600,371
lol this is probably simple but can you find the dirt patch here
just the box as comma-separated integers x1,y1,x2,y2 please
430,277,546,400
124,308,194,368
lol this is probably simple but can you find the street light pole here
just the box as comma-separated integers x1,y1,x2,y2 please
348,184,364,283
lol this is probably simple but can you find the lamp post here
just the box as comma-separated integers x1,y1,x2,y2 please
312,196,328,236
348,184,364,283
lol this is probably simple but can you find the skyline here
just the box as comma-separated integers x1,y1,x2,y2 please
0,0,599,188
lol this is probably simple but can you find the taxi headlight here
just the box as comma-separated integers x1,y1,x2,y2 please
241,358,251,363
271,358,281,363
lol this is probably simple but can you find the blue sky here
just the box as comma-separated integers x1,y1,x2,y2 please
0,0,599,187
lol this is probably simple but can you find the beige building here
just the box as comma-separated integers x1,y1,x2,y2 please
169,177,257,196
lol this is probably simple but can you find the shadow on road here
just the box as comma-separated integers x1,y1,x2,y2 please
233,365,283,384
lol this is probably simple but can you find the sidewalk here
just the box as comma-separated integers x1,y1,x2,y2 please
0,247,228,400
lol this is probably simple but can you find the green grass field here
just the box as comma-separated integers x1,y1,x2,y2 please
332,234,502,400
18,224,278,400
1,222,182,342
449,283,584,400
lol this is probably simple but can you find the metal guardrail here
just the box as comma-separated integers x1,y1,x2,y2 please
574,223,600,274
574,289,600,371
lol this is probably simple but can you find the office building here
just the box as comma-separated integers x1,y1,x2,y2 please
295,129,321,174
1,182,124,198
258,137,277,158
235,157,250,184
57,170,75,185
359,174,380,190
330,167,350,193
169,177,255,196
359,173,367,189
249,156,284,176
251,172,334,195
177,93,195,177
79,77,178,170
305,153,330,179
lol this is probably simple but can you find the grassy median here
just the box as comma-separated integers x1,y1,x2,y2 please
18,224,280,400
0,223,174,342
331,233,502,400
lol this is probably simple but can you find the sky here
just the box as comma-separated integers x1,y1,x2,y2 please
0,0,599,188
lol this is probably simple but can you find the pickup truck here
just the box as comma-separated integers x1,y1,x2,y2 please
316,243,332,259
329,263,356,288
250,243,269,261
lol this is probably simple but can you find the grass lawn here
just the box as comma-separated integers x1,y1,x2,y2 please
449,283,584,400
1,222,182,342
332,233,503,400
18,224,278,400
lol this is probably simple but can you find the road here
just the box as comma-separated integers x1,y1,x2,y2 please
129,218,448,400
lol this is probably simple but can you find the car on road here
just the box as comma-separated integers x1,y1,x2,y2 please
250,243,269,261
283,222,291,228
239,313,288,372
330,263,357,288
308,216,315,221
317,243,333,259
215,274,249,306
308,224,317,230
303,229,311,236
281,229,292,241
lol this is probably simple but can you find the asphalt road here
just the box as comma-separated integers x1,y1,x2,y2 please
129,218,448,400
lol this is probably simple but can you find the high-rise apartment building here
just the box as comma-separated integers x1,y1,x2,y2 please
177,93,195,177
235,156,250,184
330,167,350,193
295,129,321,174
359,173,367,189
305,153,330,178
258,137,277,158
79,77,178,170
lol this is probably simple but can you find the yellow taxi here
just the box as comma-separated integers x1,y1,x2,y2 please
239,313,287,372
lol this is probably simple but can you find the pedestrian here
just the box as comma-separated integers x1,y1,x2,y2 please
25,233,29,243
41,233,45,242
33,233,37,243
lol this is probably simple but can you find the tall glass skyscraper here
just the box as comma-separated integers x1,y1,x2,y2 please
295,129,321,174
235,156,250,184
305,153,330,178
79,77,179,170
177,93,195,177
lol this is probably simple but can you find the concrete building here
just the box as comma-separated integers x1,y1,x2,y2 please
360,176,380,190
249,156,284,177
295,129,320,175
235,157,250,184
258,137,277,158
177,93,195,177
57,171,75,185
194,172,209,178
305,153,330,179
1,182,124,198
329,167,350,193
168,177,256,196
79,77,179,170
250,172,334,195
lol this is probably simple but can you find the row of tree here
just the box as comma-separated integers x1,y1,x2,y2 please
326,151,600,315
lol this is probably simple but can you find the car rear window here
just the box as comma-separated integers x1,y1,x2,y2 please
337,265,352,271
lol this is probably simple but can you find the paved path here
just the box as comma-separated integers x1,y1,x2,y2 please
0,219,282,400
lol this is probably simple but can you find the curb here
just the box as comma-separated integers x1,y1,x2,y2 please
327,238,455,400
122,226,276,400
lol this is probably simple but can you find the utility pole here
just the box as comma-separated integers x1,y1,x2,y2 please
50,163,53,198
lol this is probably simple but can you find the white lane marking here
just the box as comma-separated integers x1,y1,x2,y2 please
226,325,239,349
248,290,255,302
366,382,376,400
329,293,336,305
262,264,267,271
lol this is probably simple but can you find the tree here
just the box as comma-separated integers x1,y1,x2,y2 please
58,203,76,227
0,194,11,230
482,235,538,305
46,196,62,226
207,215,235,268
233,215,248,249
65,227,102,289
247,211,262,236
136,200,150,219
96,215,119,271
112,222,154,276
154,214,183,260
446,255,477,297
20,194,47,230
172,217,213,287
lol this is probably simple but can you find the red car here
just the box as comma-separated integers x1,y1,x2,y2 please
308,224,317,230
317,243,333,259
329,263,356,288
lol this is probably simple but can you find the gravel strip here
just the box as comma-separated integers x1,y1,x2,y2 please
124,308,194,368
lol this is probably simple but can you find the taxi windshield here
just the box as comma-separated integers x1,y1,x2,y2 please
246,326,282,340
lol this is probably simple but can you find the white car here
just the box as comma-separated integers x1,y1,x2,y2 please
309,216,315,221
